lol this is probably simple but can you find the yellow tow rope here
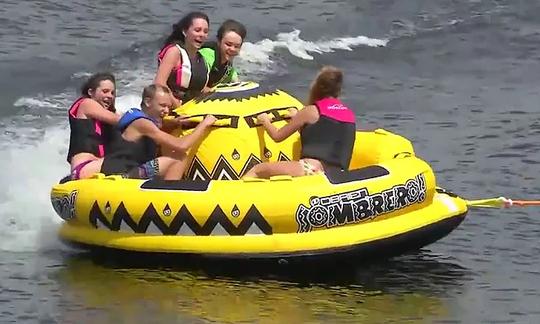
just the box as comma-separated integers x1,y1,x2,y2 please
465,197,540,208
437,188,540,208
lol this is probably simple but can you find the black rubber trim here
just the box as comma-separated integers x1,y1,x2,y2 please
436,187,459,198
59,175,72,184
325,165,389,184
140,179,210,191
61,211,466,265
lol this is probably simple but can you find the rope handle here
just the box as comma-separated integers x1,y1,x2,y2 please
464,197,540,208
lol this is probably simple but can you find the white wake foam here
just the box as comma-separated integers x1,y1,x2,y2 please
237,29,388,74
13,93,70,111
0,127,69,252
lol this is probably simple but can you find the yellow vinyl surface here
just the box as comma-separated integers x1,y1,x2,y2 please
50,82,468,255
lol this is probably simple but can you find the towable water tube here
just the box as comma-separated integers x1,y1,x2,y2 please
50,82,467,261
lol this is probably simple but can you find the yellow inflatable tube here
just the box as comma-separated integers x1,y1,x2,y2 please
50,82,467,260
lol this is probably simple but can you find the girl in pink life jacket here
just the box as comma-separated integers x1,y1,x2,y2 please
67,72,120,180
155,12,210,108
243,66,356,178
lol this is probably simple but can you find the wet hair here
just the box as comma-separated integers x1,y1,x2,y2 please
162,11,210,47
80,72,115,98
307,66,343,105
217,19,247,42
141,84,171,109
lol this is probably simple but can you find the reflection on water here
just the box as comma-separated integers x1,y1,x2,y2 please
49,251,473,323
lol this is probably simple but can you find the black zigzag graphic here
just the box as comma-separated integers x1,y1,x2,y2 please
187,157,212,180
239,154,264,177
194,87,280,103
89,202,273,235
187,154,270,180
277,152,291,162
89,202,134,231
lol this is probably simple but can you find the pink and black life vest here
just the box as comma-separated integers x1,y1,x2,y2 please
66,97,110,163
300,97,356,170
157,43,209,101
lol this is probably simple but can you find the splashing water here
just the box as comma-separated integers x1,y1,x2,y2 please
237,30,388,75
0,127,69,252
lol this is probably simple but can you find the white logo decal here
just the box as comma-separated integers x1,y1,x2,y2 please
295,174,427,232
51,191,78,221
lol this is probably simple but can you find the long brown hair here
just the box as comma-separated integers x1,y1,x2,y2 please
162,12,210,48
217,19,247,41
306,66,343,105
80,72,115,98
80,72,116,112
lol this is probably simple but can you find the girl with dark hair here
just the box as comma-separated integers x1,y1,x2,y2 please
243,66,356,178
155,11,210,105
199,19,247,88
67,72,120,180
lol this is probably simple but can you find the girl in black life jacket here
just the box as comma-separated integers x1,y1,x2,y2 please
66,72,120,180
243,66,356,178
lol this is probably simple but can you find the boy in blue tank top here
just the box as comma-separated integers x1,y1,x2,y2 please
101,85,216,180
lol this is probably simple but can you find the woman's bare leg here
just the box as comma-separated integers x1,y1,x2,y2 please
78,159,104,179
155,156,188,180
243,161,304,179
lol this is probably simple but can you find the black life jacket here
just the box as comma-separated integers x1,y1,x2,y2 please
300,97,356,170
66,97,116,163
100,108,158,175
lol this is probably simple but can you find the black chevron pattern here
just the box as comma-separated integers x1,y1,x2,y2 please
194,86,280,103
89,202,273,235
277,152,291,162
186,152,293,181
239,154,264,177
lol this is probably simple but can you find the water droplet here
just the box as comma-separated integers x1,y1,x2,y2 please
264,147,272,158
231,205,240,217
163,204,171,217
232,149,240,160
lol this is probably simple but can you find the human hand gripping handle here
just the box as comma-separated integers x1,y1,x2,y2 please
171,114,217,153
172,114,192,127
287,107,298,117
257,113,272,126
256,108,296,126
201,114,217,127
256,112,282,140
